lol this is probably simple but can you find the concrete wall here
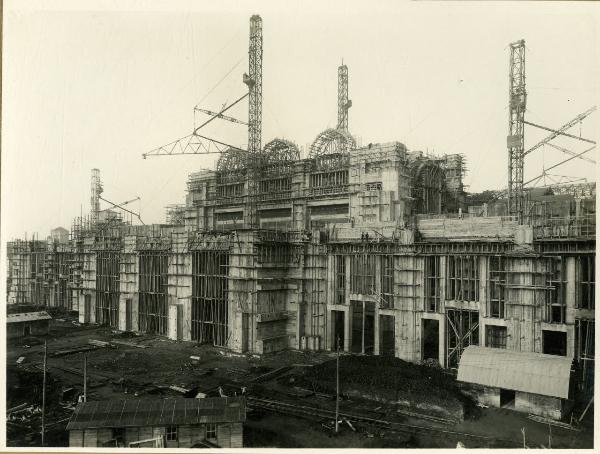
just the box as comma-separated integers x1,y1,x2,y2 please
6,320,49,340
515,392,563,420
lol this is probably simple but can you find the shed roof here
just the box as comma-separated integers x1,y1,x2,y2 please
66,397,246,430
6,311,52,324
457,346,572,399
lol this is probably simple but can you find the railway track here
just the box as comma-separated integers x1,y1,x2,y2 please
247,396,519,447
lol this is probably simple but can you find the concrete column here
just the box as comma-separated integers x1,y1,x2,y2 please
326,309,333,351
118,298,127,331
479,258,488,346
396,311,404,360
344,306,351,352
439,256,447,310
325,255,335,351
361,301,366,354
438,314,446,367
78,294,86,324
375,256,382,295
345,255,351,304
479,257,488,308
296,274,304,349
168,304,178,340
374,305,380,355
132,295,139,333
89,293,97,324
565,257,577,324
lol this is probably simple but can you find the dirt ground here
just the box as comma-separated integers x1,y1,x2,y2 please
6,317,594,448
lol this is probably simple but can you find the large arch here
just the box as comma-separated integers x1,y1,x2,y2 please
308,128,356,160
411,160,446,214
216,148,249,173
263,138,301,163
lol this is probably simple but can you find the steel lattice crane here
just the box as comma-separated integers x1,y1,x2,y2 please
505,40,596,222
507,40,526,223
244,15,263,156
142,15,263,160
242,15,263,228
337,63,352,131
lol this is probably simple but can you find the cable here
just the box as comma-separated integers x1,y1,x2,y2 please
194,56,246,110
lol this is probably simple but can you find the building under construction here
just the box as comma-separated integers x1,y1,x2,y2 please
6,16,595,410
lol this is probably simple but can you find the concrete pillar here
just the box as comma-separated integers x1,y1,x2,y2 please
361,301,365,354
89,293,97,324
325,255,335,350
565,257,576,324
344,255,351,304
344,255,351,352
118,298,127,331
439,256,447,309
374,305,380,355
439,255,447,366
131,296,139,333
168,304,178,340
326,309,333,351
344,306,351,352
78,294,86,324
438,314,446,367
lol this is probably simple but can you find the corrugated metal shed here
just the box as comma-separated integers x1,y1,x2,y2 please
457,346,572,399
6,311,52,324
66,397,246,430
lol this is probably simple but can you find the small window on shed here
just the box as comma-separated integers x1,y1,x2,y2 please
206,423,217,440
166,425,178,441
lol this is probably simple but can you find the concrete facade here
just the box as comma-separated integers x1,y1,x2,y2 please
6,142,595,398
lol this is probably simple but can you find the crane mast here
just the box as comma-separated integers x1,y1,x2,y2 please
337,64,351,131
90,168,103,225
245,15,263,155
243,15,263,228
507,40,526,223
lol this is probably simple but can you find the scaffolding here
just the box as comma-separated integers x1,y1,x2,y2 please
95,251,120,327
138,250,169,335
191,249,229,346
446,309,480,369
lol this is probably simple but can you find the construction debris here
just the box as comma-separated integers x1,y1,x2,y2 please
110,340,149,349
527,414,580,431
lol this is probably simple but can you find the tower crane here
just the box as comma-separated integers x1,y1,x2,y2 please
142,15,263,160
337,63,352,132
506,40,596,223
507,40,526,223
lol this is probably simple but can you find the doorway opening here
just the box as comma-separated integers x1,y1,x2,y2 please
332,310,345,351
500,389,516,408
422,319,440,361
351,301,375,354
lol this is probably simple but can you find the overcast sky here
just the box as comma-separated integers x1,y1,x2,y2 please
2,0,598,240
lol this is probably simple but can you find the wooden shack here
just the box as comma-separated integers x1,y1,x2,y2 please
66,397,245,448
6,311,51,340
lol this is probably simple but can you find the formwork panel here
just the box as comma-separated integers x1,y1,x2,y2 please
95,251,120,327
191,250,229,346
138,251,168,335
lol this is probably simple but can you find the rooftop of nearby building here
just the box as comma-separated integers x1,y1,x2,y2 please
6,311,52,324
457,346,573,399
66,397,246,430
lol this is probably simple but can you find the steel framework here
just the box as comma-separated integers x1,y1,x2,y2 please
90,169,103,225
507,40,526,223
245,15,263,156
309,128,356,160
523,106,597,157
242,15,264,229
337,64,351,131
